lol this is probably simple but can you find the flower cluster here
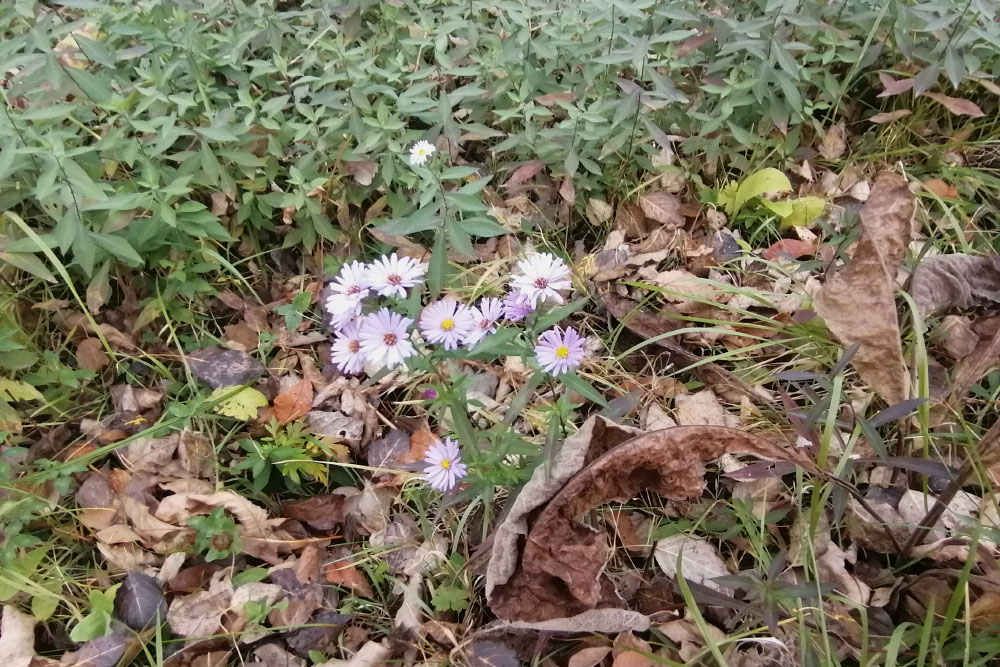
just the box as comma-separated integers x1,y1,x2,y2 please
325,251,586,377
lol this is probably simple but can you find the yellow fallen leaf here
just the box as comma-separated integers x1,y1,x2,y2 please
209,386,268,420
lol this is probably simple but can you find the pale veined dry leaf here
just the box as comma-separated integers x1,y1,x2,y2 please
923,92,985,118
653,535,730,592
869,109,912,123
637,191,683,228
818,122,847,160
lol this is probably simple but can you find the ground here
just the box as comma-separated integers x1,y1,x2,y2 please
2,1,1000,666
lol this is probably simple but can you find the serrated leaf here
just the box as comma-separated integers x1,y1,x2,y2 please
0,378,45,402
431,584,470,612
210,386,268,420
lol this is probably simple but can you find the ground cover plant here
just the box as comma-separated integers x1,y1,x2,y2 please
2,0,1000,665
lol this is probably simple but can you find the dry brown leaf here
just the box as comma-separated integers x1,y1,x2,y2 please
674,390,739,428
869,109,912,123
568,646,612,667
282,493,349,531
615,201,647,238
814,172,915,404
951,325,1000,405
344,160,377,186
77,338,110,372
1,605,35,667
274,379,313,424
653,535,730,592
657,616,727,662
503,160,545,188
314,641,390,667
534,91,576,106
762,238,816,260
923,92,986,118
910,254,1000,315
878,74,915,97
167,590,232,639
323,558,374,598
818,122,847,160
612,632,655,667
938,315,979,360
489,426,807,621
637,192,683,228
923,178,959,198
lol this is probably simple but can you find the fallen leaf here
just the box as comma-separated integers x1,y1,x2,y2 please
253,643,305,667
307,410,365,445
654,535,730,592
791,514,870,604
314,641,390,667
612,632,655,667
188,347,265,389
568,646,613,667
77,338,110,372
534,91,576,106
502,160,545,188
818,122,847,160
282,493,349,531
586,198,614,225
674,390,740,428
869,109,912,123
657,616,727,662
877,74,915,98
923,92,986,118
910,254,1000,315
273,379,313,424
814,172,915,404
323,558,374,598
763,238,816,260
637,191,684,228
1,605,35,667
461,640,521,667
115,572,167,631
209,386,269,420
344,160,377,186
922,178,958,198
489,426,807,621
167,589,232,639
285,610,351,657
938,315,979,360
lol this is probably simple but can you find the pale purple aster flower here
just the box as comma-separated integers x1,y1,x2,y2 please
358,308,417,369
418,299,476,350
325,260,370,329
330,320,364,374
423,437,468,492
534,326,586,376
368,253,427,299
502,290,535,322
510,253,572,306
463,296,503,348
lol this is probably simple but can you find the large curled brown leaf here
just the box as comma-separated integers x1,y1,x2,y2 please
910,253,1000,316
814,172,915,404
488,426,806,621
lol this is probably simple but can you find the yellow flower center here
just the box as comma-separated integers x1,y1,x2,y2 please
440,458,451,470
440,318,455,331
418,148,426,155
555,345,570,359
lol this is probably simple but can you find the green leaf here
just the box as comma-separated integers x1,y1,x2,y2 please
559,373,609,407
457,216,507,237
717,168,792,216
69,611,111,642
376,207,439,235
426,230,448,298
447,223,475,258
210,386,268,420
438,166,479,180
780,196,825,228
90,233,143,266
32,589,60,621
0,252,56,282
532,298,589,333
0,378,45,402
431,584,470,612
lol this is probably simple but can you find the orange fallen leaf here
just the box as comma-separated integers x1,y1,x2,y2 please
923,178,958,199
323,558,374,598
763,238,817,260
273,379,313,424
397,429,439,465
77,338,109,372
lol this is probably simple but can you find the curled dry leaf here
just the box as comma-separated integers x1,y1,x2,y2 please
910,253,1000,315
814,172,915,404
489,426,806,621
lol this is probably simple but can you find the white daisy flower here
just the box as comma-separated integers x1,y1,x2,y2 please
408,140,437,167
463,296,503,348
368,253,427,299
325,260,370,329
330,320,364,374
509,252,572,306
419,299,476,350
423,437,468,492
359,308,417,369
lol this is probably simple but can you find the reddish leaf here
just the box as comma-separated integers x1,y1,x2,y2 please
502,160,545,188
534,91,576,107
763,239,817,260
869,109,912,124
323,558,374,598
676,31,714,57
923,93,985,118
922,178,958,198
877,74,915,98
397,429,438,465
273,379,313,424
